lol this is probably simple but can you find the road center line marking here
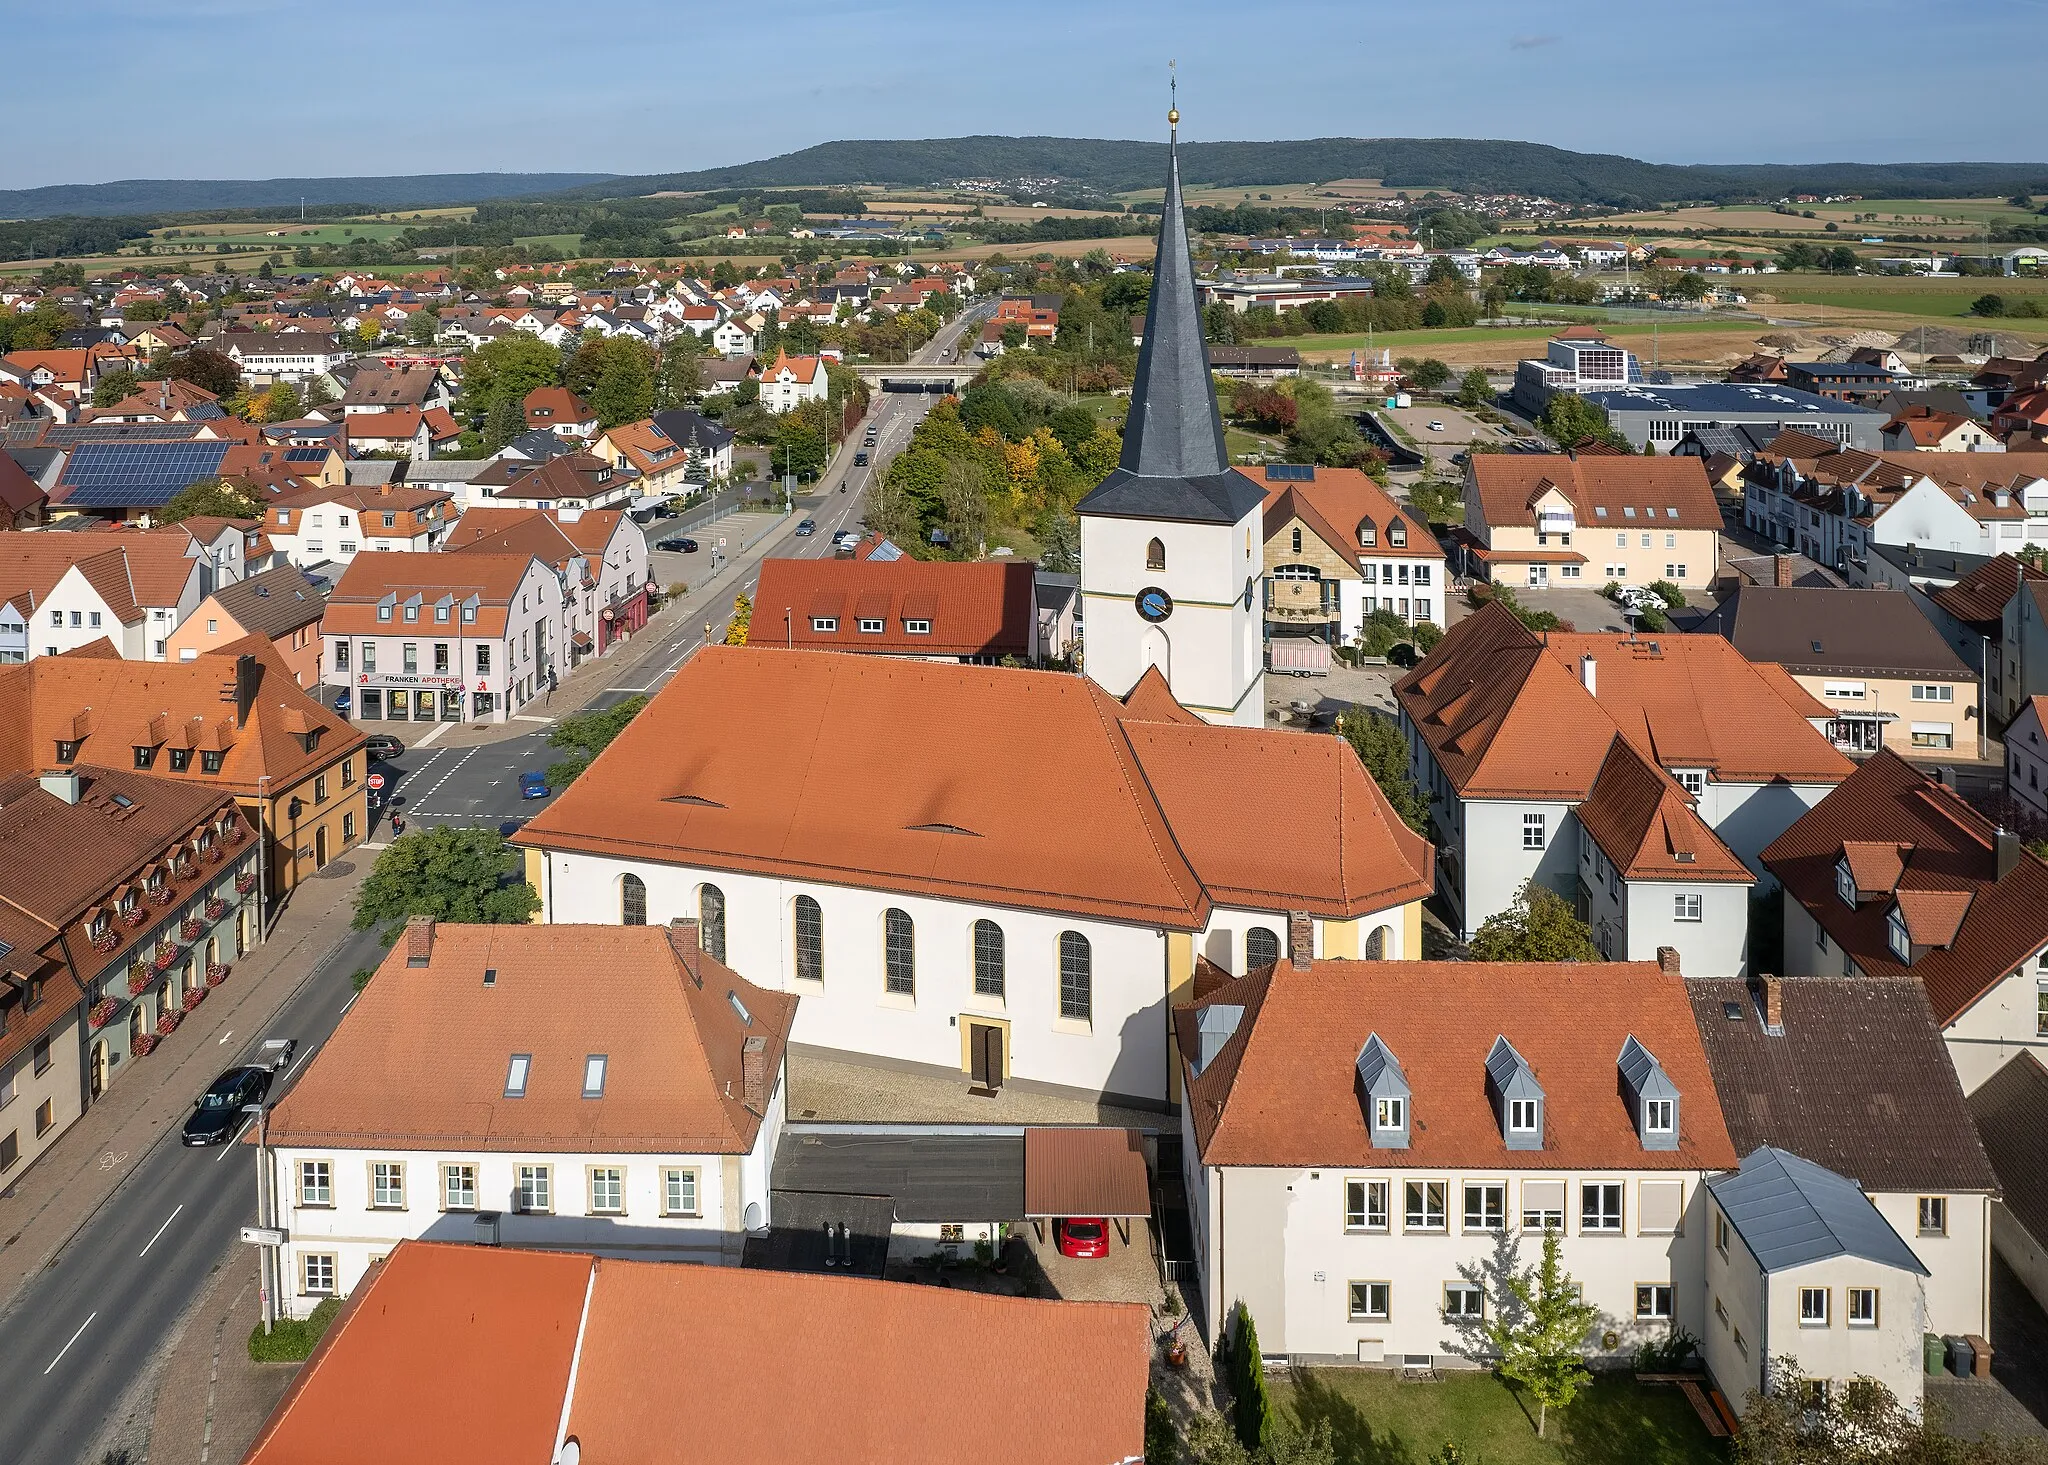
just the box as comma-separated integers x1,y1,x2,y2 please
140,1203,184,1257
43,1312,95,1374
217,1116,255,1162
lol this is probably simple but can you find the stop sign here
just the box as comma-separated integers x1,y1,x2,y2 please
367,774,386,791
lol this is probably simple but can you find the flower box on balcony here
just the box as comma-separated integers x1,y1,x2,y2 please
156,1010,182,1037
148,885,177,907
90,929,121,956
131,1034,158,1057
180,917,205,942
235,873,257,896
182,986,207,1013
120,907,148,929
149,950,177,976
89,998,120,1031
204,898,228,922
205,963,229,987
128,970,153,997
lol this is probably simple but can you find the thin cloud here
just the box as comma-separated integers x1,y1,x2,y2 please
1509,33,1560,50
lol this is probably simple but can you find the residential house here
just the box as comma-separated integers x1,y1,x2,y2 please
0,639,368,902
0,534,206,660
648,408,735,482
339,362,449,416
239,1240,1149,1465
164,564,327,688
0,768,258,1182
1173,957,1737,1364
1764,749,2048,1093
1967,1052,2048,1317
1694,586,1979,757
82,378,223,425
1884,407,2001,454
478,453,635,513
758,352,829,414
1395,601,1854,941
441,506,651,660
263,918,795,1312
523,387,596,440
1784,361,1902,404
711,318,757,358
0,451,47,528
2007,696,2048,821
217,332,350,384
323,551,564,723
1689,975,1999,1356
261,484,454,569
1459,453,1722,593
512,647,1434,1110
343,407,460,461
699,355,759,396
751,557,1037,661
1258,465,1446,655
2002,577,2048,735
592,418,695,495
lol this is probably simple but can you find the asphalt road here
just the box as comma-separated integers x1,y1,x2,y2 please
381,299,995,833
0,917,390,1465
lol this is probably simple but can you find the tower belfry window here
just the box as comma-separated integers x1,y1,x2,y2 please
1146,537,1166,572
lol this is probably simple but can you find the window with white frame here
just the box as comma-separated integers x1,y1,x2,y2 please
371,1161,405,1209
1676,770,1705,797
1405,1180,1447,1230
516,1164,552,1213
1523,812,1546,849
1348,1281,1390,1321
1888,907,1911,962
300,1252,337,1295
1847,1288,1878,1326
1582,1182,1623,1232
1674,893,1703,922
1443,1283,1483,1319
1664,563,1686,579
1509,1098,1539,1133
1345,1178,1390,1231
1836,859,1858,907
589,1167,625,1214
298,1160,332,1207
663,1167,700,1217
905,619,931,634
811,617,837,632
1521,1179,1565,1232
1917,1196,1946,1236
858,618,884,634
443,1162,477,1211
1375,1096,1404,1132
1463,1182,1505,1231
1823,681,1866,700
1644,1100,1676,1137
1800,1287,1830,1327
1910,684,1954,702
1635,1284,1673,1320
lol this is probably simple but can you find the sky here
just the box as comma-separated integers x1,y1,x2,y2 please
7,0,2046,190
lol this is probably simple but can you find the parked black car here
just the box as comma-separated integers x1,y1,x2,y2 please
363,734,405,762
657,536,700,553
181,1066,272,1146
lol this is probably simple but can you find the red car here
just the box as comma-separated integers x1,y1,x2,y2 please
1055,1217,1109,1259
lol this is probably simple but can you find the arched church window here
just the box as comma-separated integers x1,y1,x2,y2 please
1146,537,1166,572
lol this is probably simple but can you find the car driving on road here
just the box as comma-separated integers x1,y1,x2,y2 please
795,518,817,536
363,734,405,762
181,1065,272,1146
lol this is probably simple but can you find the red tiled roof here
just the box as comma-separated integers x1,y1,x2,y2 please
1762,750,2048,1024
752,557,1034,658
1470,454,1721,534
321,552,540,638
1929,554,2048,626
1258,466,1435,571
1575,737,1751,883
1177,959,1738,1171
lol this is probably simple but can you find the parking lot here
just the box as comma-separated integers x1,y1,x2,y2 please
1379,401,1524,474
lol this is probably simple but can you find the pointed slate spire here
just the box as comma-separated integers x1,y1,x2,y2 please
1076,99,1264,525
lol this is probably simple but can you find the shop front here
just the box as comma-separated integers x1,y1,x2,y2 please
355,674,470,723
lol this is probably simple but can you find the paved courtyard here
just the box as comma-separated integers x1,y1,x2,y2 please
786,1050,1167,1130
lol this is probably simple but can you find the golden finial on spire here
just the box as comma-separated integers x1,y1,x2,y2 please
1168,60,1178,128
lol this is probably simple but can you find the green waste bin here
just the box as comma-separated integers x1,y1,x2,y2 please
1925,1333,1945,1375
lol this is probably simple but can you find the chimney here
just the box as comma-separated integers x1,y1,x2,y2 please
39,770,81,804
1655,945,1681,977
1287,911,1314,971
1773,553,1795,587
234,652,259,727
1998,829,2024,881
1579,655,1597,695
404,914,434,967
1758,975,1784,1035
667,916,701,956
741,1034,769,1113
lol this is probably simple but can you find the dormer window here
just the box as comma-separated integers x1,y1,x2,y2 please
55,739,80,763
905,619,931,635
1357,519,1377,547
1887,906,1911,963
200,751,224,774
812,617,837,633
1835,857,1857,908
1617,1035,1681,1151
1388,522,1407,548
1355,1032,1410,1150
134,745,157,770
378,605,393,622
170,748,192,772
1486,1036,1544,1151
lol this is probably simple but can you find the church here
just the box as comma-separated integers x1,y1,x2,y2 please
510,114,1430,1110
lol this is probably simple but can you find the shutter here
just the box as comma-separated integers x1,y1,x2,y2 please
1639,1179,1684,1235
1519,1179,1565,1224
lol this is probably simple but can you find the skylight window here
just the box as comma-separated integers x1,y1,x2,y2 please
1594,507,1608,518
1666,507,1680,518
1622,506,1637,518
728,991,753,1026
504,1054,530,1097
582,1054,608,1098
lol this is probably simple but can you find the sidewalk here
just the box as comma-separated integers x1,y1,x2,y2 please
146,1248,298,1465
0,861,370,1322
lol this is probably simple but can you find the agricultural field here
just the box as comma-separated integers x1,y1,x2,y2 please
1750,271,2048,327
1264,318,1800,371
1598,196,2042,240
1122,177,1407,211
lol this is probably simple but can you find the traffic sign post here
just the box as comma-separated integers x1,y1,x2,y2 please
366,773,385,792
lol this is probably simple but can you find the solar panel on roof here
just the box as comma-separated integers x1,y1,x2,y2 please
284,447,330,462
58,441,232,507
1263,463,1315,481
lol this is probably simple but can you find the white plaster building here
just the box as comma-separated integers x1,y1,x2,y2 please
757,352,830,414
514,648,1434,1111
261,919,794,1318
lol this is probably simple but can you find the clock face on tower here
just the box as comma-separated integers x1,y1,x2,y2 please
1136,586,1174,623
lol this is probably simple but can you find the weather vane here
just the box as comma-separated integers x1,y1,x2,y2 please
1169,60,1178,129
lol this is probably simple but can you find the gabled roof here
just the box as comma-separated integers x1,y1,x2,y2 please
201,564,326,640
1707,1147,1928,1275
244,1241,1150,1465
1175,959,1736,1170
1689,977,1997,1194
1259,465,1434,571
1076,123,1263,527
1575,737,1750,883
752,557,1034,658
1928,553,2047,627
513,648,1429,928
1696,585,1972,681
1968,1052,2048,1249
265,922,794,1153
322,552,541,638
1762,749,2048,1024
1470,453,1721,534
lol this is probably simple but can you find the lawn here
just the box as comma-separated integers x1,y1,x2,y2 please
1754,272,2048,322
1274,1367,1726,1465
1257,319,1740,355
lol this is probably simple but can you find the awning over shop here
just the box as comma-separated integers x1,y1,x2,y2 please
1023,1127,1152,1220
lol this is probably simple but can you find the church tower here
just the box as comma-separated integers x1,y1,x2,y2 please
1076,97,1265,726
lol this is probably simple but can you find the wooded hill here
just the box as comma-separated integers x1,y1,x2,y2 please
0,173,615,220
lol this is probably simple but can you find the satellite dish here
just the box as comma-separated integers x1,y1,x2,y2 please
744,1201,764,1232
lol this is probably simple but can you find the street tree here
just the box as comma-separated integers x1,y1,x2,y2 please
1482,1225,1600,1437
723,591,753,645
351,827,540,940
1468,880,1599,962
1537,392,1625,450
1457,367,1493,409
545,695,647,787
1334,709,1428,834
